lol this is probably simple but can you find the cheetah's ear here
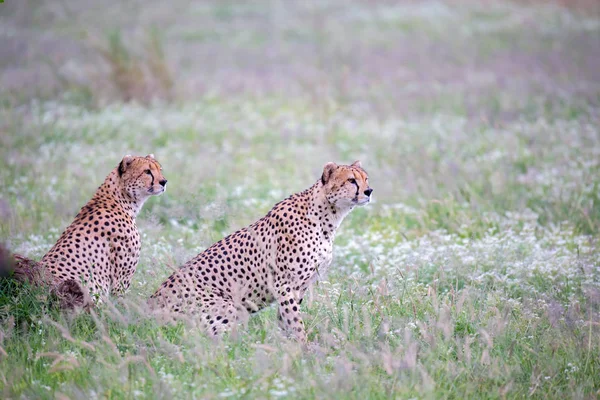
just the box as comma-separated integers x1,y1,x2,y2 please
146,153,155,159
118,155,134,177
351,160,362,168
321,162,337,185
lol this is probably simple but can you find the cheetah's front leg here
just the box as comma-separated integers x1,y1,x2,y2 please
276,285,306,342
108,235,139,297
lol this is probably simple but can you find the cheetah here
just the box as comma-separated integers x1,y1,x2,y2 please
10,154,167,308
150,161,372,341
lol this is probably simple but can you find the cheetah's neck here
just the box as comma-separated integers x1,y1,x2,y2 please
91,169,145,219
308,181,353,242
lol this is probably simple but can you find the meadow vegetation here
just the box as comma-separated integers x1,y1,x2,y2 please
0,1,599,398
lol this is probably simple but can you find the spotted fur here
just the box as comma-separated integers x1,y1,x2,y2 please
31,154,167,305
150,161,372,341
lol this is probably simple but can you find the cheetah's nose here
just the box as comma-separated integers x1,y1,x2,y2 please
364,188,373,196
159,179,168,187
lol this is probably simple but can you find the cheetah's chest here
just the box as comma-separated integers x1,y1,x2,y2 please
112,226,141,263
307,240,333,285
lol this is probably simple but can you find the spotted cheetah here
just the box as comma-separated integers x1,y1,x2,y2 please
10,154,167,308
150,161,372,341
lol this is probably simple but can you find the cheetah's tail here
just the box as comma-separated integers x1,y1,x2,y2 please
0,242,51,286
0,243,91,311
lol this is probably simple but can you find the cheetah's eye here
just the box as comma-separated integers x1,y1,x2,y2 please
145,169,152,175
348,178,357,185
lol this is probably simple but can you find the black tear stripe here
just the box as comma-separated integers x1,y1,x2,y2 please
148,170,155,186
352,181,359,196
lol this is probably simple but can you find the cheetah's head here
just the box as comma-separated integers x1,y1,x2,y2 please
118,154,167,200
321,161,372,209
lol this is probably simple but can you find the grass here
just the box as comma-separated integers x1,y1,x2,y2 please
0,0,599,398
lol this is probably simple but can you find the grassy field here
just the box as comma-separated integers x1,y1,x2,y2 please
1,0,599,398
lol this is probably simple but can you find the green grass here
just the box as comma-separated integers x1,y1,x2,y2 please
1,0,599,398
